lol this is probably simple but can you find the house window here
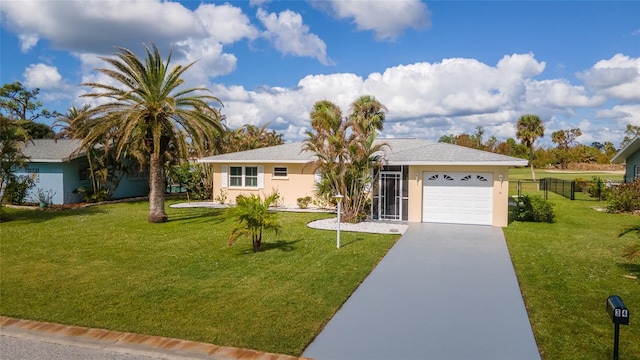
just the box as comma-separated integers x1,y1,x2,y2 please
273,166,288,178
635,165,640,179
26,167,40,183
79,166,90,181
245,166,258,187
230,166,243,186
229,166,259,187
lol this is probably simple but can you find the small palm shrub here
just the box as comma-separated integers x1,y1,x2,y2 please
226,192,282,252
514,195,556,223
606,180,640,213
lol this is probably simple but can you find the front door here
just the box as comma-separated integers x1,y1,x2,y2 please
378,171,402,220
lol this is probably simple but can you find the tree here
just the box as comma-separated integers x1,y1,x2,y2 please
80,43,223,222
621,124,640,147
0,82,57,122
303,95,387,222
0,115,31,203
551,128,581,169
226,192,282,252
516,114,545,181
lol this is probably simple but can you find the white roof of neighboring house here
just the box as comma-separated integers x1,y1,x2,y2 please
198,138,528,166
21,139,86,163
611,136,640,164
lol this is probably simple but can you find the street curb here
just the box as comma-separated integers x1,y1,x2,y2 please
1,316,311,360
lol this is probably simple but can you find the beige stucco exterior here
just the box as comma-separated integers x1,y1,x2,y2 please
209,162,512,227
210,163,318,206
406,165,511,227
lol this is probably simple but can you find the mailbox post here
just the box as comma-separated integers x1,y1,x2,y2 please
606,295,630,360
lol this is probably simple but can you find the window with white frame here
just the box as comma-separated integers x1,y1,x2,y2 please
245,166,258,187
635,165,639,179
230,166,243,186
273,166,288,178
228,166,259,187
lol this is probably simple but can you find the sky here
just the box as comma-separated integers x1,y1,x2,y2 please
1,0,639,147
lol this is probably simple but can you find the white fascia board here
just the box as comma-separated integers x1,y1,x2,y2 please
386,160,529,167
197,159,309,164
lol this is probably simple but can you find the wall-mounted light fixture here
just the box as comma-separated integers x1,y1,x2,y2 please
415,172,419,181
498,174,504,185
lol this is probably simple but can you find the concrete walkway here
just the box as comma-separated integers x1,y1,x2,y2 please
303,223,540,360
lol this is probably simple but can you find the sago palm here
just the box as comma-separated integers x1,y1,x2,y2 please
80,43,223,222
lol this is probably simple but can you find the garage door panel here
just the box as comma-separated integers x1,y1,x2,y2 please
422,172,493,225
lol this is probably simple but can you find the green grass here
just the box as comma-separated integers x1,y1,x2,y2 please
509,167,624,181
0,201,399,355
505,191,640,359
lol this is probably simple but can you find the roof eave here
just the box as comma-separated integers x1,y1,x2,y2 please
197,159,311,164
386,160,529,167
611,137,640,164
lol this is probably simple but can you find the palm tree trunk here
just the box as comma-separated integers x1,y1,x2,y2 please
147,154,168,223
529,148,536,182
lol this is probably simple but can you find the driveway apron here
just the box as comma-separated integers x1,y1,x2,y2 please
303,223,540,360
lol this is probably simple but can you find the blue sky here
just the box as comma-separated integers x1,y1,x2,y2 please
1,0,639,146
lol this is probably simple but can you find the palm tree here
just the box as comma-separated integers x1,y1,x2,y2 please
80,43,223,222
226,192,282,252
516,114,545,181
303,96,387,222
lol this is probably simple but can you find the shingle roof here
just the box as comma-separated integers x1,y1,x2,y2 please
611,136,640,164
199,138,528,166
22,139,86,162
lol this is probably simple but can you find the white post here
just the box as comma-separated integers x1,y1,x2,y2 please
335,194,343,249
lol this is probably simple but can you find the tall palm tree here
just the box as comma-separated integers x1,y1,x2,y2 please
303,96,387,222
516,114,545,181
80,43,223,222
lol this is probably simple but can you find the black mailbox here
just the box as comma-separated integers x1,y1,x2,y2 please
607,295,630,325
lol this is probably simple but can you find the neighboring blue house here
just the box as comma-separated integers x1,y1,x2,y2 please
611,136,640,183
15,139,148,204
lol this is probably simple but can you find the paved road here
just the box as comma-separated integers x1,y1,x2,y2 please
303,223,541,360
1,335,160,360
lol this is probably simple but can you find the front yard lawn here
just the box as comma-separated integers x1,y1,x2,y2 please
0,201,399,356
505,192,640,359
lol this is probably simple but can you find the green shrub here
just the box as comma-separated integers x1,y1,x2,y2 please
3,176,35,205
76,186,110,203
588,176,604,199
574,177,589,193
215,189,228,204
515,195,556,223
606,180,640,213
297,196,312,209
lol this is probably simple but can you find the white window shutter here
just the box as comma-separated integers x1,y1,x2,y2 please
257,165,264,188
314,170,322,184
221,165,228,188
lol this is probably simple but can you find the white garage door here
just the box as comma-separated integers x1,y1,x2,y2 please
422,172,493,225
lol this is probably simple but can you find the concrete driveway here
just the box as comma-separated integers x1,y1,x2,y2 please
303,223,540,360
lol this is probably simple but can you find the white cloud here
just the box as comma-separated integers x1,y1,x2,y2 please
17,33,39,52
256,9,332,65
23,63,63,89
321,0,431,40
175,38,238,84
1,0,203,54
578,54,640,102
195,4,259,44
